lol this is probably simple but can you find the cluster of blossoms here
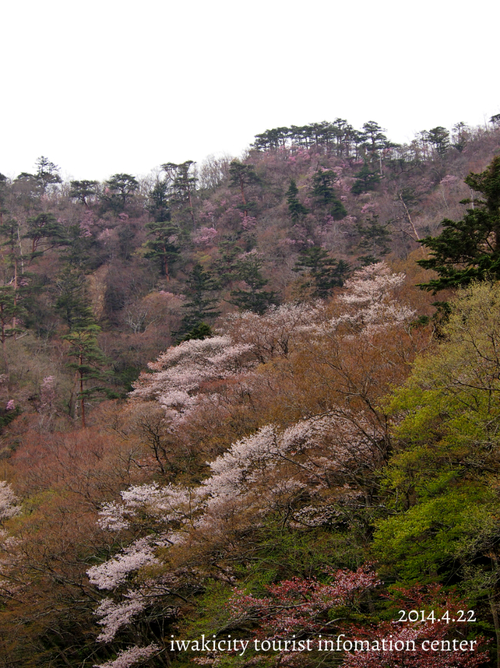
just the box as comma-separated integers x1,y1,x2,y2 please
338,262,414,330
39,375,56,412
222,302,323,362
89,263,419,665
94,642,160,668
0,481,19,521
88,537,164,591
192,226,218,245
229,566,380,637
131,336,254,424
88,411,381,649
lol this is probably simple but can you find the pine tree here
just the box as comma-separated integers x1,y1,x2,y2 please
101,173,139,212
55,268,95,330
230,257,278,314
286,179,309,222
147,180,171,223
161,161,197,228
229,160,260,217
294,247,350,298
25,212,66,260
356,215,392,262
351,164,380,195
311,170,347,220
424,126,450,156
177,263,220,338
34,156,62,193
144,220,179,278
418,156,500,291
360,120,388,160
0,286,24,372
69,180,98,206
63,325,111,427
212,239,243,288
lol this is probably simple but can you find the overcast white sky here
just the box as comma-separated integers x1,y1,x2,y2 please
2,0,499,182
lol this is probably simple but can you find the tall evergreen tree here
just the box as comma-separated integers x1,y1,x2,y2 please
294,247,350,298
161,161,197,228
424,126,450,156
230,257,278,314
311,170,347,220
101,173,139,212
229,160,260,217
356,215,392,262
147,180,171,223
55,268,95,331
64,325,111,427
212,239,243,288
418,156,500,291
25,212,66,260
351,163,381,195
144,180,179,278
144,220,179,278
286,179,309,222
360,121,388,159
69,180,98,206
177,263,220,337
34,156,62,193
0,286,24,372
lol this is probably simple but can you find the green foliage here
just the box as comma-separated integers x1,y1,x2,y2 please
329,198,347,220
101,173,139,212
228,161,260,192
375,483,496,581
25,212,66,260
61,223,103,270
34,156,61,193
294,246,350,298
240,520,366,587
230,257,278,314
162,161,197,228
179,322,213,342
163,161,197,207
177,263,220,338
351,164,381,195
286,179,308,222
144,219,179,277
311,170,337,206
146,180,171,222
0,286,25,342
229,160,260,218
425,126,450,155
361,121,389,159
55,268,95,331
310,170,347,219
212,240,243,288
0,403,21,433
356,215,392,259
376,282,500,593
69,179,98,205
64,324,114,425
418,156,500,291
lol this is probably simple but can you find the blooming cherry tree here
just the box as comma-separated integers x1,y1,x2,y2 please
131,336,254,424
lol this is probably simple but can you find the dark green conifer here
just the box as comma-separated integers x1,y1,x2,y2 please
418,157,500,291
177,263,220,338
311,171,347,219
351,164,380,195
286,179,309,222
230,257,278,314
294,247,350,298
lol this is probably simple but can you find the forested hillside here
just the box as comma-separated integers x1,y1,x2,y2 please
1,117,500,668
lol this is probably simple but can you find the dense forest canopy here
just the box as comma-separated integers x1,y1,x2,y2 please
1,115,500,668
